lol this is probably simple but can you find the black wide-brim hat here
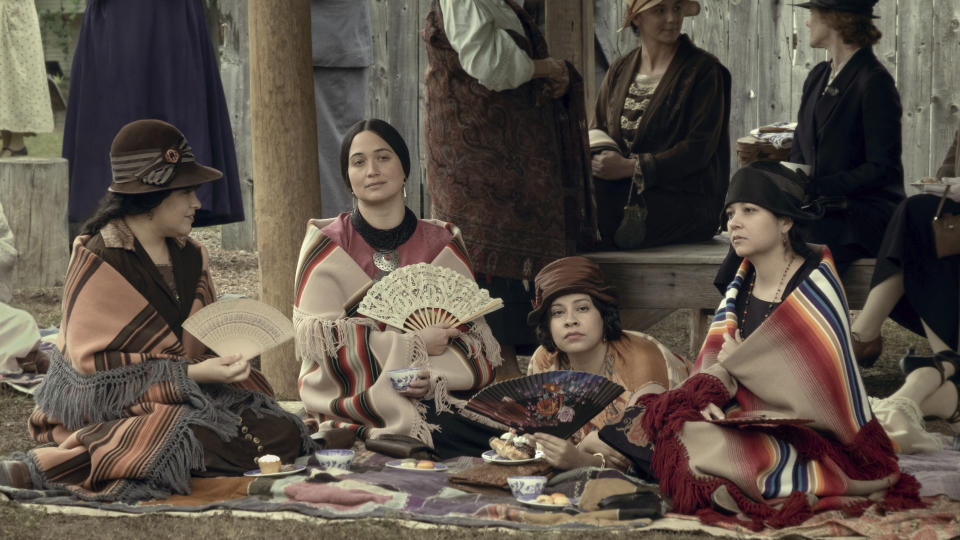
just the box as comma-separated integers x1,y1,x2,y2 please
723,161,823,222
793,0,879,18
108,119,222,195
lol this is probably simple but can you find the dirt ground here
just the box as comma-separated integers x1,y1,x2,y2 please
0,226,945,539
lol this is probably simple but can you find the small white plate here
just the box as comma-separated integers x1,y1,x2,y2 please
243,464,306,478
385,460,448,472
481,449,544,464
518,496,579,510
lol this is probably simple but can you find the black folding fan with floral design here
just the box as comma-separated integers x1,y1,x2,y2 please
464,371,625,439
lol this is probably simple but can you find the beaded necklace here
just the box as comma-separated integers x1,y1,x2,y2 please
739,256,794,337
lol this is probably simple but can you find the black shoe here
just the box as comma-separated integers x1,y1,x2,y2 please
900,349,960,386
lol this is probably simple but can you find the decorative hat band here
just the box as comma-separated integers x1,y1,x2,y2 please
110,137,196,187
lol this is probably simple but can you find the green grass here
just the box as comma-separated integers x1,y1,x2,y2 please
24,129,63,159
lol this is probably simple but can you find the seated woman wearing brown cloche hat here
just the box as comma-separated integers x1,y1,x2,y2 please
0,119,312,501
525,256,689,471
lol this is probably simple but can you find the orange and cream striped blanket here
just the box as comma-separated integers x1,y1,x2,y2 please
601,248,923,529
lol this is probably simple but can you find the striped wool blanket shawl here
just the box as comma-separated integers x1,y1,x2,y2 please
601,249,921,529
294,218,502,446
26,237,298,502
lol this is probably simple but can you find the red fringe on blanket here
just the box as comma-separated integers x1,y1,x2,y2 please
640,373,924,530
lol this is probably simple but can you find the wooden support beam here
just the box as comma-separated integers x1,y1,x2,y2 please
544,0,595,108
248,0,322,398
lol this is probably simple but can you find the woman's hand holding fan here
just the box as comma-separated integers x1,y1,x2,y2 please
182,298,294,362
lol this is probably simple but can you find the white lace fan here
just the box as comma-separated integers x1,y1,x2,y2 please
182,298,294,361
356,262,503,332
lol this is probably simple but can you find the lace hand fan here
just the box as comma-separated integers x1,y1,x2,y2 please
464,371,625,439
356,262,503,331
182,298,294,361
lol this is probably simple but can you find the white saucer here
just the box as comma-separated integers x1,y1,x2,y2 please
481,449,544,464
243,464,306,478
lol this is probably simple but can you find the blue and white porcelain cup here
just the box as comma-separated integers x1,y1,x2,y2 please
507,475,547,501
315,449,355,470
386,367,421,392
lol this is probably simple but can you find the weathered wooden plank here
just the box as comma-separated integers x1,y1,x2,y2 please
898,1,935,182
756,1,793,126
216,0,257,251
726,0,760,144
0,158,70,289
873,0,898,77
545,1,595,107
930,1,960,178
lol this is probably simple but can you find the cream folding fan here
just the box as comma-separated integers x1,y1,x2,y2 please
182,298,294,361
356,262,503,332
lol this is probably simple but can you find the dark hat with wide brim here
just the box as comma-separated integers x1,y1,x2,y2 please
108,119,222,195
527,256,618,326
724,161,823,222
793,0,879,18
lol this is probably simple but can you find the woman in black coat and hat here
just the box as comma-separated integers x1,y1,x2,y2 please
789,0,904,273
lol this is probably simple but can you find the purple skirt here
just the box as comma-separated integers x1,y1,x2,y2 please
63,0,244,226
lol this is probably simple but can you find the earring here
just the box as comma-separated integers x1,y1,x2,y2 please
402,183,408,200
352,193,358,210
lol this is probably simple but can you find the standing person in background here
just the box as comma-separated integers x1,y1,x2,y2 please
0,0,54,157
590,0,730,251
63,0,245,233
790,0,903,274
423,0,594,378
0,199,42,375
311,0,373,218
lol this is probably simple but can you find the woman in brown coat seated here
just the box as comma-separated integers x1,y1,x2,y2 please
590,0,730,250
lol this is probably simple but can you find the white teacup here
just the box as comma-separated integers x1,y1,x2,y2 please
507,475,547,501
386,367,421,392
315,449,355,470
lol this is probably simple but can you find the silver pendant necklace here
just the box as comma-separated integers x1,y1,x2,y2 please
373,250,399,273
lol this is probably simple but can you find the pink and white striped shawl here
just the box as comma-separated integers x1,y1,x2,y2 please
601,248,922,529
25,232,301,502
294,217,502,447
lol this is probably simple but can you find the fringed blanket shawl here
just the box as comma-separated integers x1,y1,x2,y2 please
27,231,304,502
528,330,689,444
600,249,921,529
294,216,502,447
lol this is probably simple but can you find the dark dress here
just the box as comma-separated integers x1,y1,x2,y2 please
591,35,731,250
63,0,244,227
790,47,904,271
870,130,960,350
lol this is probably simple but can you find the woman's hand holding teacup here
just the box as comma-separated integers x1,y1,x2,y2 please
398,369,431,399
416,325,461,356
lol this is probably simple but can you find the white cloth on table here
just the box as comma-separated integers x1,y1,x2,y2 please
0,0,53,134
439,0,534,91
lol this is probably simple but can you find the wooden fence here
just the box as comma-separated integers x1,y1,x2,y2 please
368,0,960,218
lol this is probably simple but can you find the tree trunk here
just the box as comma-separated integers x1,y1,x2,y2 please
248,0,321,398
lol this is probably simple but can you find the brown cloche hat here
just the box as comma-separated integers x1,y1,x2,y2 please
108,119,222,194
527,256,618,326
621,0,701,31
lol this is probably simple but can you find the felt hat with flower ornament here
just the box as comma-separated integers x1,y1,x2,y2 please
620,0,701,31
108,119,222,194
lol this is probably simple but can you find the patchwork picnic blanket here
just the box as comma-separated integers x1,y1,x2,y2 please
3,443,958,536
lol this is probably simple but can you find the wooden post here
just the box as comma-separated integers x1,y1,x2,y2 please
0,157,70,289
544,0,595,108
249,0,322,398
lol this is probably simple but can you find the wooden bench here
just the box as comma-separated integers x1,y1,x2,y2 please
585,235,875,354
0,157,70,289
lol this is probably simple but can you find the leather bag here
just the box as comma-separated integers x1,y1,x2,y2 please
933,185,960,258
614,185,647,250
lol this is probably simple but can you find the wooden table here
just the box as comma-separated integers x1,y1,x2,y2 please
585,235,875,354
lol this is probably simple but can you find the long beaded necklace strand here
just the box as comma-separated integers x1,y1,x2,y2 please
740,256,795,336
